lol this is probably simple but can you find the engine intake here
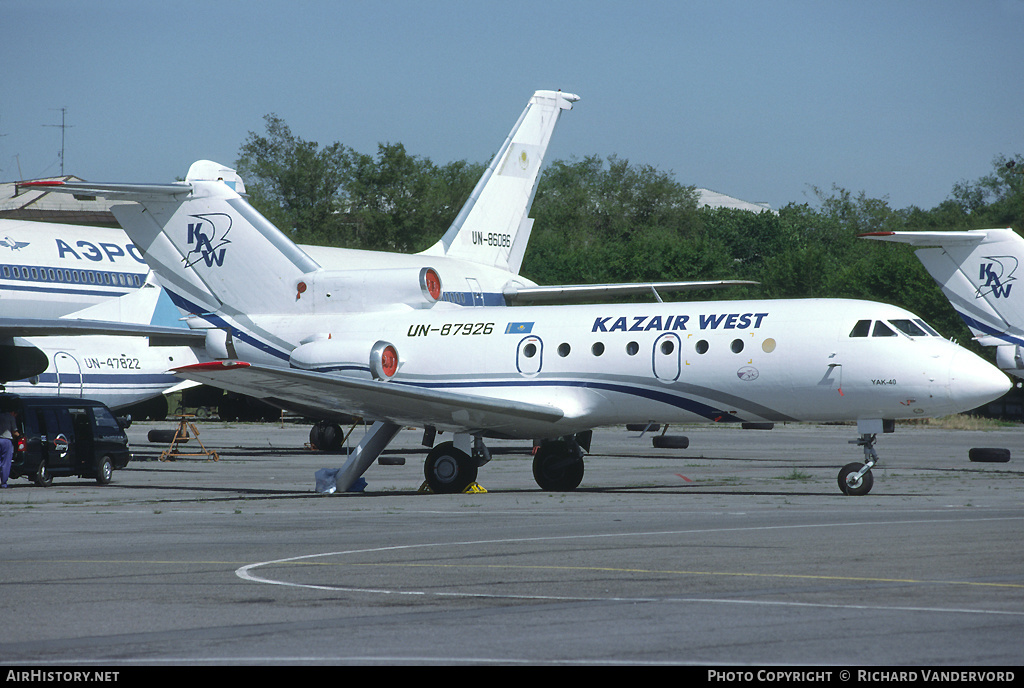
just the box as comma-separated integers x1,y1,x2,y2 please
290,338,401,380
294,266,442,312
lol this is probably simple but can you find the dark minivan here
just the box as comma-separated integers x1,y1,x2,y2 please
1,394,132,486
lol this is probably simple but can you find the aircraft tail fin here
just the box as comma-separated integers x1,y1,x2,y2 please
28,161,321,318
862,229,1024,367
420,90,579,274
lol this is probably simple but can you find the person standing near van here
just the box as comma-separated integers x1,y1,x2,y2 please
0,408,19,488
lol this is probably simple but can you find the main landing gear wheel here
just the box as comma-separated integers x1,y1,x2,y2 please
532,439,585,491
424,441,478,494
310,421,345,453
838,462,874,496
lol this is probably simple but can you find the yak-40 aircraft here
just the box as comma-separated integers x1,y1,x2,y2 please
32,90,1011,496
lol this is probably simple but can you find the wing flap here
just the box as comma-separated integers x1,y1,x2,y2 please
172,361,565,433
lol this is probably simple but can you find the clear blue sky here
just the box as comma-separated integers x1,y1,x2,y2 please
2,0,1022,212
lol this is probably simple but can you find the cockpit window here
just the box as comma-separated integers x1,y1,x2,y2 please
888,319,928,337
872,321,897,337
853,318,941,338
914,318,941,337
849,320,871,337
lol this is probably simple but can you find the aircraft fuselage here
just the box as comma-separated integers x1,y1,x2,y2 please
214,297,1007,437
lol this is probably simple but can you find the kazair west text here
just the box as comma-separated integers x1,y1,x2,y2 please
592,313,769,333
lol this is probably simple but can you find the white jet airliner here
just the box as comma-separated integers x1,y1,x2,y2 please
862,227,1024,379
0,218,150,318
0,218,203,410
30,90,1011,496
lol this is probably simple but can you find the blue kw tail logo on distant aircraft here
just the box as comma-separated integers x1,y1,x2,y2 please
977,256,1017,299
184,214,231,268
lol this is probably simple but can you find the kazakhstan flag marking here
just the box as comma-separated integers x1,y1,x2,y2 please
505,322,534,334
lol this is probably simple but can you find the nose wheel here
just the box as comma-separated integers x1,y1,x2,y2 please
838,433,878,495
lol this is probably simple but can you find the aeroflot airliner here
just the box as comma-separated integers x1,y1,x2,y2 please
0,218,202,410
31,90,1011,495
0,219,150,318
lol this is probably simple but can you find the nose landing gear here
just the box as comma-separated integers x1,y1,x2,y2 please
838,432,879,496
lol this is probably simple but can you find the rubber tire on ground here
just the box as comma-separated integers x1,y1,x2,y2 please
147,429,180,444
968,447,1011,463
652,435,689,449
424,442,478,494
838,461,874,496
532,440,585,491
741,422,774,430
34,459,52,487
95,455,113,485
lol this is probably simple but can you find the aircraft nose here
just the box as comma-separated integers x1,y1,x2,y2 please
948,348,1011,410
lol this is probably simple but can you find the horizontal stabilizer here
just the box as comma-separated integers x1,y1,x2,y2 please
859,230,989,247
20,179,193,201
503,280,758,304
172,360,564,434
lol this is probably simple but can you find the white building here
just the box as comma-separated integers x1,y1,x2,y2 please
0,176,118,226
696,188,775,214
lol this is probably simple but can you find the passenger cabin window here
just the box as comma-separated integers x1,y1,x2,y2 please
849,320,871,337
872,321,897,337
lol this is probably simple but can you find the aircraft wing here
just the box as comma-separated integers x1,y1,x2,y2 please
172,360,565,434
0,317,206,347
503,280,758,304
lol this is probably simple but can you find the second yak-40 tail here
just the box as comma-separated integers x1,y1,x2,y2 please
862,228,1024,378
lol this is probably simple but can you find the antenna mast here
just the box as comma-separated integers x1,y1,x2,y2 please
43,107,72,175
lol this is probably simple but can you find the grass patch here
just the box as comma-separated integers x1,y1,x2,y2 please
899,414,1019,430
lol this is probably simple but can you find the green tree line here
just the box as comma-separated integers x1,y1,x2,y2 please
236,114,1022,352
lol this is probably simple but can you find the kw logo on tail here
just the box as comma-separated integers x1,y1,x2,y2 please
976,256,1018,299
184,214,232,268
